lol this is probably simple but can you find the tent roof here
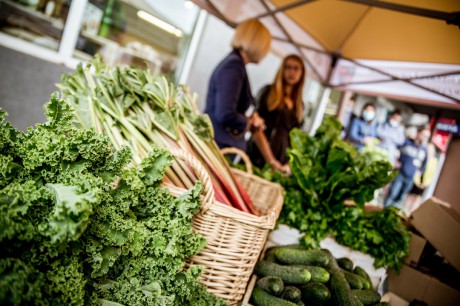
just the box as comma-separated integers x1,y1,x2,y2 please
271,0,460,64
192,0,460,105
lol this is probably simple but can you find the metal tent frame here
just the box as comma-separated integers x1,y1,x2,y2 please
193,0,460,104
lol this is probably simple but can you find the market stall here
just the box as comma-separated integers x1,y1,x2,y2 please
0,59,288,305
1,1,460,306
2,56,460,306
0,68,418,306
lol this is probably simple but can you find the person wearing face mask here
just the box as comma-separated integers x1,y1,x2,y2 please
348,102,378,151
384,127,430,209
376,110,406,166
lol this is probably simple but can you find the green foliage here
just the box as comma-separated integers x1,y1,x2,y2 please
255,117,410,271
361,138,390,163
0,95,225,305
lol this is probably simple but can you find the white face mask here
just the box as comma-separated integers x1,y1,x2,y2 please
389,119,399,127
362,111,375,121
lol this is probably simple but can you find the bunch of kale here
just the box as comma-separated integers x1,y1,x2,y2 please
0,94,225,305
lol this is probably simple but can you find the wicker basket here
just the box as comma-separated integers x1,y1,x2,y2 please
239,239,281,306
220,147,283,221
240,274,258,306
220,147,254,175
168,149,284,305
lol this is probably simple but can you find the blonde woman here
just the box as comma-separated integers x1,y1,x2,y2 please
205,19,271,151
248,54,306,172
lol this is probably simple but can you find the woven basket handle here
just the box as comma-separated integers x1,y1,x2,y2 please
170,149,214,214
220,147,253,175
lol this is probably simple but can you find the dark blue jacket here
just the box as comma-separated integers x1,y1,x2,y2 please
205,49,253,150
398,139,427,178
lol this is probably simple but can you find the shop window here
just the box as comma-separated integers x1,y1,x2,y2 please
0,0,200,80
0,0,71,51
75,0,200,79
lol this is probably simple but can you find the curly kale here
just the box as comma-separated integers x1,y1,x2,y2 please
0,94,225,305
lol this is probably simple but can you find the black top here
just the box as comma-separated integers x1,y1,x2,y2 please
204,49,254,150
248,85,303,167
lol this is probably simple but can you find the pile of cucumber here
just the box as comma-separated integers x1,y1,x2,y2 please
250,245,391,306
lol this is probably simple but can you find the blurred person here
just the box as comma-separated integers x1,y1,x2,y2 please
404,143,439,214
348,102,378,151
404,126,417,141
248,54,306,173
340,93,357,139
384,127,431,209
372,110,405,205
205,19,271,153
376,109,405,166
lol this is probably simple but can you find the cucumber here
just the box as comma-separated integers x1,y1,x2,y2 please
343,269,367,289
274,248,330,267
279,244,306,249
256,276,284,296
251,287,298,306
299,282,331,304
322,249,340,273
352,289,381,305
291,265,330,283
254,261,311,284
337,257,354,271
330,269,357,306
354,296,365,306
264,248,278,262
306,265,330,283
280,286,302,303
264,244,305,262
353,266,372,289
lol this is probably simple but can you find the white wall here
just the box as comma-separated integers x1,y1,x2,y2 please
182,14,281,111
247,52,281,97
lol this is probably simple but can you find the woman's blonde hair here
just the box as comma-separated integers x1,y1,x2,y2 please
267,54,305,122
231,19,271,63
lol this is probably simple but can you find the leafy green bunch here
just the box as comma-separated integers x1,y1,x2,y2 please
0,94,225,305
57,56,255,214
288,117,395,209
255,116,410,271
333,206,411,270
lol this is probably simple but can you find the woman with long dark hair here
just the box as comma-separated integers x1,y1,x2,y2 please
249,54,306,172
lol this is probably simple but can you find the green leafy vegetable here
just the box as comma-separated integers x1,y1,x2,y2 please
58,56,256,214
0,94,225,305
253,117,410,271
362,138,390,163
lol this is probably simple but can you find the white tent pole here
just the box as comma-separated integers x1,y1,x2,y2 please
58,0,87,64
178,9,208,85
309,87,331,136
